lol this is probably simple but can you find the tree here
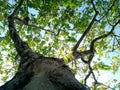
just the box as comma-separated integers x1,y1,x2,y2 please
0,0,120,90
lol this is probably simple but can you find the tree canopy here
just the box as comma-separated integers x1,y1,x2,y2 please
0,0,120,90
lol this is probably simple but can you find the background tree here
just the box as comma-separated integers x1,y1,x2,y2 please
0,0,120,90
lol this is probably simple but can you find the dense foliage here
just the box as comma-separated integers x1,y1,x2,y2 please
0,0,120,89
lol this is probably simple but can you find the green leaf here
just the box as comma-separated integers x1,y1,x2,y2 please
67,37,77,42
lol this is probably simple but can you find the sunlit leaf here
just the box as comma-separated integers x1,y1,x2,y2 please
112,56,119,61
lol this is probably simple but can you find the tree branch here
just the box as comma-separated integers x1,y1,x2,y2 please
14,17,55,34
10,0,24,17
83,19,120,87
72,0,98,62
90,19,120,50
114,34,120,46
73,50,95,60
97,0,116,22
101,6,114,26
94,82,116,90
81,57,88,64
112,36,116,51
84,67,92,85
8,0,32,55
84,55,98,85
73,1,98,54
91,0,98,13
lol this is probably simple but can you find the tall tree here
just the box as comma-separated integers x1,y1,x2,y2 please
0,0,120,90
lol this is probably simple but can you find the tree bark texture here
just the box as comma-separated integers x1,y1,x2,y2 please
0,55,89,90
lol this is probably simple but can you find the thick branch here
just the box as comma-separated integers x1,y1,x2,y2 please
73,1,98,53
73,50,95,60
90,19,120,50
8,16,32,56
91,0,98,13
86,19,120,64
11,0,24,16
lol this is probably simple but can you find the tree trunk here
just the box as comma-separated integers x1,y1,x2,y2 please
0,55,89,90
0,0,89,90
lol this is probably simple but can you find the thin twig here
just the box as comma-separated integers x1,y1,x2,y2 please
14,17,55,34
115,35,120,46
97,0,116,22
91,71,98,83
84,70,92,85
112,36,115,51
84,55,94,83
114,34,120,37
28,24,54,33
101,6,113,26
112,33,120,46
95,82,116,90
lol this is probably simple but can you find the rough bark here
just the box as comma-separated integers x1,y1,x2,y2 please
0,56,89,90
